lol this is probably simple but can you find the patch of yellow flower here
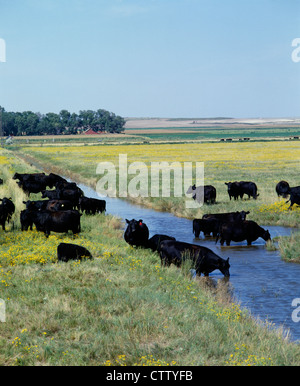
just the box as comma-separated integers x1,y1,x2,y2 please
259,200,300,214
0,230,102,268
104,354,176,366
226,343,273,366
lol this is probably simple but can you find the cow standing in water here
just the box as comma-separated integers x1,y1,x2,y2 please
193,211,249,238
216,220,271,246
159,240,230,277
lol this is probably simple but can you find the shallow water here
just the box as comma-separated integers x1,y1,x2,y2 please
79,183,300,342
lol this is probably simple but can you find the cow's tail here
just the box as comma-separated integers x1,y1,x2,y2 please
215,232,220,244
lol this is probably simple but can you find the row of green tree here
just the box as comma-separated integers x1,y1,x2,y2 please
0,107,126,136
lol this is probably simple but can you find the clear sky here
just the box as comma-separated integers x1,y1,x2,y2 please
0,0,299,118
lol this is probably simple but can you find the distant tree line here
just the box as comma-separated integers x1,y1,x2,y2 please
0,106,126,136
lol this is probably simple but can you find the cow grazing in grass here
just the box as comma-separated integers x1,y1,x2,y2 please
186,184,217,204
57,243,93,262
79,197,106,215
0,197,15,230
286,192,300,209
25,209,81,238
276,180,290,198
225,181,259,200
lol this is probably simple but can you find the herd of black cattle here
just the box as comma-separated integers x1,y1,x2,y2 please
0,173,299,277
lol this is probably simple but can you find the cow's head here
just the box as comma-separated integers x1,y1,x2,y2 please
239,210,250,221
219,257,230,277
124,219,149,246
186,184,196,195
125,218,143,233
262,230,271,242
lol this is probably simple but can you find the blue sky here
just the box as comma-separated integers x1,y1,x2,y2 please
0,0,299,118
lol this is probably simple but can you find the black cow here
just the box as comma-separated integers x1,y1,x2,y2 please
193,218,220,238
57,243,93,262
276,180,290,198
79,197,106,215
186,184,216,204
18,179,48,196
46,200,74,211
20,209,34,231
0,197,15,229
57,188,82,205
146,234,176,252
41,190,60,200
286,192,300,209
216,220,271,246
13,172,45,182
124,219,149,247
30,210,81,237
194,211,249,238
0,198,15,222
159,240,230,277
0,197,15,230
225,181,259,200
47,173,67,188
202,210,249,222
56,181,84,197
13,172,57,189
23,200,49,211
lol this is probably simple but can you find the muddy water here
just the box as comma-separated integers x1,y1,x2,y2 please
78,183,300,342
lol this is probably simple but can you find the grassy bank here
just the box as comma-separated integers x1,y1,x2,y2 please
1,148,300,365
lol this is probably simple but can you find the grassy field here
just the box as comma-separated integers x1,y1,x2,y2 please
1,147,300,366
16,140,300,223
14,139,300,263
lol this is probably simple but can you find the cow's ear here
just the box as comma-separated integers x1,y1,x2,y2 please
192,184,196,189
126,219,130,224
225,182,228,185
246,211,250,214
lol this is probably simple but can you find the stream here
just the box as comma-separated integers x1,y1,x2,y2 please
80,182,300,342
